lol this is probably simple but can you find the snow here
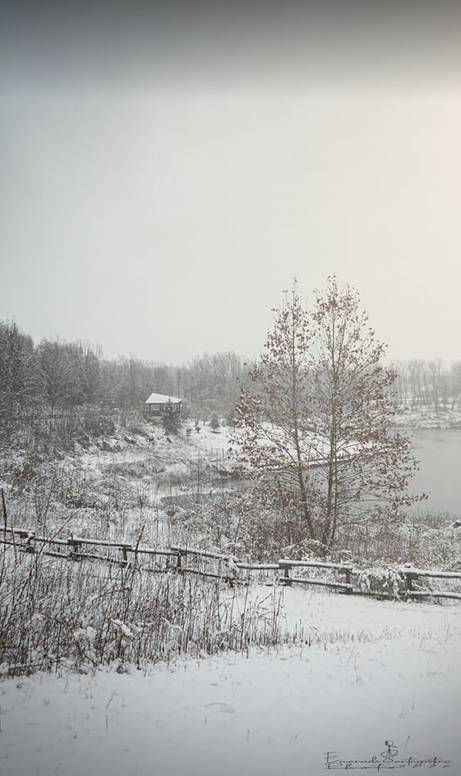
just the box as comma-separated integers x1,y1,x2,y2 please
2,416,460,775
185,421,232,454
394,406,461,430
145,393,181,405
1,589,460,776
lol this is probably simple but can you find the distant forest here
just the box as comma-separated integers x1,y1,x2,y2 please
0,319,460,436
393,359,461,411
0,320,251,428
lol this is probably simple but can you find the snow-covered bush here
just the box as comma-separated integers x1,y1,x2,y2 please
356,567,405,599
282,539,330,561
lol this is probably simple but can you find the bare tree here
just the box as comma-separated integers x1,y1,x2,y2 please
450,362,461,410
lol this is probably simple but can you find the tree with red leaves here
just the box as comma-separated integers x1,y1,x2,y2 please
234,277,424,551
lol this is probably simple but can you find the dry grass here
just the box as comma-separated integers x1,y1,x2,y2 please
0,544,287,677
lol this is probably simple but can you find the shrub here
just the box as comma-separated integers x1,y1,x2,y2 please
356,567,405,599
209,414,220,431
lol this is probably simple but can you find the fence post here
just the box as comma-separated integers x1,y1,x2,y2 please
344,566,353,594
68,537,81,560
405,570,415,597
1,487,7,530
284,565,291,586
26,532,35,554
279,561,291,586
176,549,185,574
121,545,129,567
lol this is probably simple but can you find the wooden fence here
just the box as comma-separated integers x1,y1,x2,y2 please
1,526,460,600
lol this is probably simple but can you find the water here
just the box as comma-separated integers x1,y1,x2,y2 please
409,429,461,517
161,428,461,519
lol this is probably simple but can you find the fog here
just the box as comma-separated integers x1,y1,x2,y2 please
1,2,461,363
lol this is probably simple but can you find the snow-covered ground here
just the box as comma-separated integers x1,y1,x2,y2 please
1,589,459,776
394,406,461,430
187,421,232,455
76,421,233,478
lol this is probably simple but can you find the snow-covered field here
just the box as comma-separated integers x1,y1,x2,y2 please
1,589,459,776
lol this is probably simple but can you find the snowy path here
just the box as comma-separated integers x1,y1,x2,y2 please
1,591,460,776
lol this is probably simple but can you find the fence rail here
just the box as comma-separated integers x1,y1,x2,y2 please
0,527,180,570
1,526,460,600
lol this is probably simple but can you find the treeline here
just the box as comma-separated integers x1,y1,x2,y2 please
391,359,461,411
2,318,459,447
0,319,250,430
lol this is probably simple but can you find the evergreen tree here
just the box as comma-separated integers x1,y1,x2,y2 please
162,401,181,435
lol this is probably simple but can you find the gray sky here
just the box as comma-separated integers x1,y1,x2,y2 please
2,2,461,364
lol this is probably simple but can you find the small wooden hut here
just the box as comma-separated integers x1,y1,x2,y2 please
145,392,182,417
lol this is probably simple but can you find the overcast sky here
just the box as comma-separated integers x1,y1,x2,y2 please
2,2,461,364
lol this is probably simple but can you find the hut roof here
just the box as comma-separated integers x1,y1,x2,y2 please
145,392,181,405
